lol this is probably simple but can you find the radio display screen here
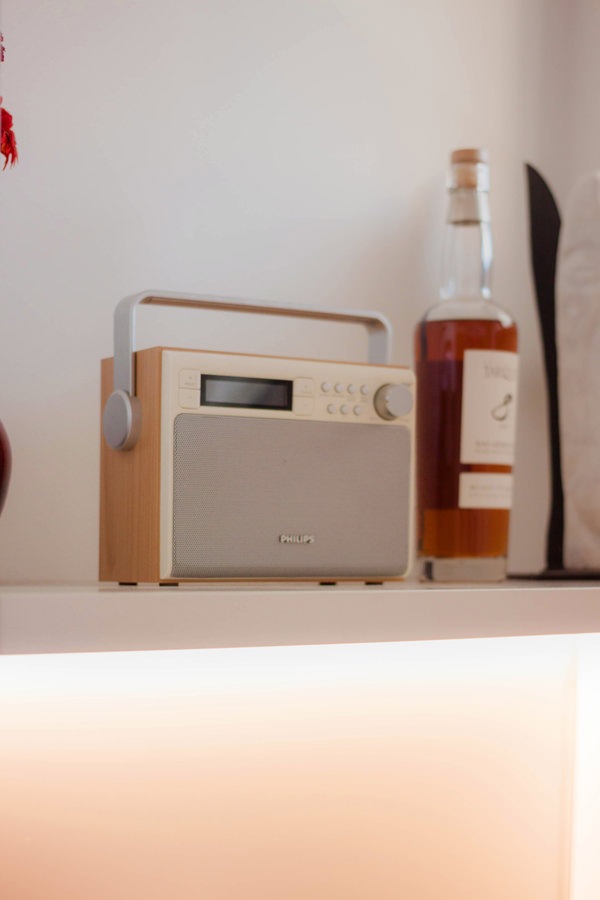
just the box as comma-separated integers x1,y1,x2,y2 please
201,375,293,410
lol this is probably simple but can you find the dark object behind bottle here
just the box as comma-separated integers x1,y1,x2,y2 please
522,163,600,579
0,419,11,515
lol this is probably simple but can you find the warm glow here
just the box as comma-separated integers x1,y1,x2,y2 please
0,636,577,899
568,635,600,900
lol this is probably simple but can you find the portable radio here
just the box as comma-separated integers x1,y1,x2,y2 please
100,291,415,583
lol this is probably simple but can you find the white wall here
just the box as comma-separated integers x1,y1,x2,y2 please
555,0,600,197
0,0,565,582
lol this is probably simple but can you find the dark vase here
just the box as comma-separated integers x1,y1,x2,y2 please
0,419,11,515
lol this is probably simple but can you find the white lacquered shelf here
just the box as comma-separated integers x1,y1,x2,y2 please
2,579,600,654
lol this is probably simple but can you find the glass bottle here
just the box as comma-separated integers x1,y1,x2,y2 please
414,148,518,581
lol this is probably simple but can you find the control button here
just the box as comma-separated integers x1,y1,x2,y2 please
293,397,314,416
335,383,345,393
327,403,337,415
374,384,414,420
179,388,200,409
340,403,350,415
179,369,201,389
353,405,363,416
294,378,315,397
360,385,370,396
321,381,332,393
347,384,357,394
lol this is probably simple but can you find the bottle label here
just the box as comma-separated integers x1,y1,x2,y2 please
459,350,519,465
459,473,513,509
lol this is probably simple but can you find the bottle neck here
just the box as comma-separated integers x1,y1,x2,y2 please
440,190,492,302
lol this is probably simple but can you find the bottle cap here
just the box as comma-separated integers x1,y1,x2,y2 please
448,148,489,191
450,148,488,165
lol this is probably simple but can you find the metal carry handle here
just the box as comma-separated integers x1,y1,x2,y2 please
103,290,393,450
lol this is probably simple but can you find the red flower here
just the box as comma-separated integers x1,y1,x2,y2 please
1,107,18,169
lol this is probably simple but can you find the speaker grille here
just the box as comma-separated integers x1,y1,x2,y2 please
172,414,411,578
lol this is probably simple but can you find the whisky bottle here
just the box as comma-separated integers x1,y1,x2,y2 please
414,148,518,581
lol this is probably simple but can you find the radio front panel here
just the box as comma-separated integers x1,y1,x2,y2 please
158,349,415,581
162,349,414,426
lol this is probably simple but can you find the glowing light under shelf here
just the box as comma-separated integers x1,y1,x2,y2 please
0,634,585,900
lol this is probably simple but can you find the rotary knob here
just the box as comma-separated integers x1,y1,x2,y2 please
373,383,413,420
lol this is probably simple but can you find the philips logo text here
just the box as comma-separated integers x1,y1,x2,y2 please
279,534,315,545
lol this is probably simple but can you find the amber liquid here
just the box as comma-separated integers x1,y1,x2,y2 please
415,317,518,561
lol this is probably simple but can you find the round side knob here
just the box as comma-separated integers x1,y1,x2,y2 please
374,383,413,420
103,391,142,450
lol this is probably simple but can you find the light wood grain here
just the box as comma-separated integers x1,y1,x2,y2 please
99,348,163,583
